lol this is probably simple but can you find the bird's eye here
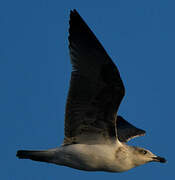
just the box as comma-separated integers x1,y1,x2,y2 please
143,150,147,155
139,149,147,155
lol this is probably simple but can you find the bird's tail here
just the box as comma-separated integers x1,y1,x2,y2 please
16,150,55,163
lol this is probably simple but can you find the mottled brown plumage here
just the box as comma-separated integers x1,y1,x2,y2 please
16,10,166,172
64,9,125,145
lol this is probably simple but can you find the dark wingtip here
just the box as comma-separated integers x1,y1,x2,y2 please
117,116,146,142
69,9,78,24
70,9,78,16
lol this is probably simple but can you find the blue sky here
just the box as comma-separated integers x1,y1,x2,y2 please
0,0,174,179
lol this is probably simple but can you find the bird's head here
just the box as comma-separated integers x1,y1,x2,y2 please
130,146,166,167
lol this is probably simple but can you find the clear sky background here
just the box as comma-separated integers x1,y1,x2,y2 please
0,0,174,179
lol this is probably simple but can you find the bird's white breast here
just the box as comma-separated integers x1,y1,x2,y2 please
51,143,131,172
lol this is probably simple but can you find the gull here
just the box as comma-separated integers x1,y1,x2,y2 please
16,9,166,172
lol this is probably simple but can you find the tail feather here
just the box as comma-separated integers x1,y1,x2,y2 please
16,150,54,163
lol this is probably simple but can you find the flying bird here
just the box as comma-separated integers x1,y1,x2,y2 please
17,9,166,172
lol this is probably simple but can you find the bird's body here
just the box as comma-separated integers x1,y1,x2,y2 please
53,143,122,172
17,9,166,172
54,143,134,172
17,142,144,172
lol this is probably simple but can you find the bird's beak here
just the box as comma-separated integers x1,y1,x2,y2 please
152,156,167,163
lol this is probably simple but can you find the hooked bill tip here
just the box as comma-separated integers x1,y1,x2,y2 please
152,156,167,163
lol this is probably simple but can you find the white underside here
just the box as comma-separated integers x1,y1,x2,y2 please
49,142,133,172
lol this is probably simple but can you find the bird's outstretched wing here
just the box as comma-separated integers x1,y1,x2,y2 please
64,10,125,145
117,116,146,142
